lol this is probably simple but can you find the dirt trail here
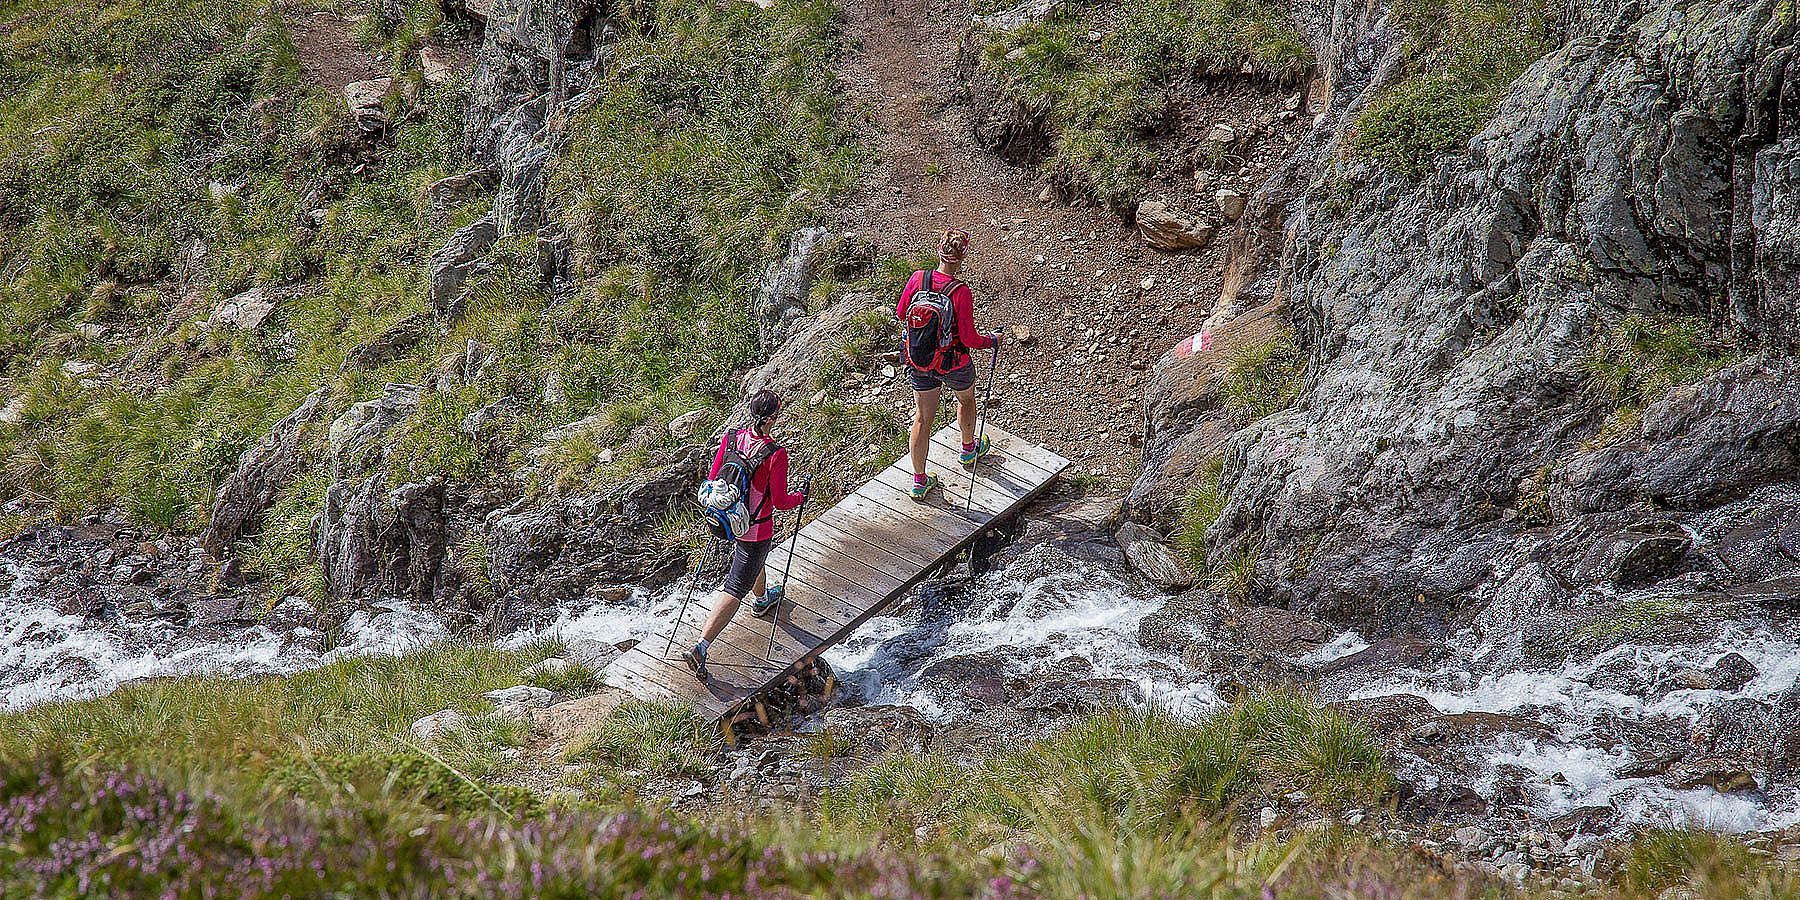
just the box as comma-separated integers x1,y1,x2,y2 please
833,0,1230,484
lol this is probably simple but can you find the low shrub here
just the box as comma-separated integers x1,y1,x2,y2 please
1352,0,1555,174
1220,329,1306,422
1582,313,1737,424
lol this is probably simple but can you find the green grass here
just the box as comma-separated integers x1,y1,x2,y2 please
562,699,721,782
1208,541,1260,599
1583,314,1738,428
979,0,1311,206
526,661,603,696
0,644,548,802
1175,457,1227,572
1221,329,1306,422
1614,828,1768,897
821,694,1390,849
1352,0,1554,175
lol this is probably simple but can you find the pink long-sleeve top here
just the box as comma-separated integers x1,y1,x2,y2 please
897,269,996,373
708,428,804,542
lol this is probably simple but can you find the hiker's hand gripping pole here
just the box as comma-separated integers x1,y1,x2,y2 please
968,337,1002,512
765,475,813,660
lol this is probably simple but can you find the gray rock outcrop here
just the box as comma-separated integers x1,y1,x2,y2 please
202,386,332,554
1136,0,1799,629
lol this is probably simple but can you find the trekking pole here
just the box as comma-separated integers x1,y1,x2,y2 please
765,476,813,660
663,538,716,659
968,339,1001,512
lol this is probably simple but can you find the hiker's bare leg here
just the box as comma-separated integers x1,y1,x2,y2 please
954,385,978,447
910,387,941,475
699,589,740,643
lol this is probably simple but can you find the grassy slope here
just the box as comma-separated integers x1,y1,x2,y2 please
3,648,1794,897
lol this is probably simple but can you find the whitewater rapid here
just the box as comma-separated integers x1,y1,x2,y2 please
6,548,1799,839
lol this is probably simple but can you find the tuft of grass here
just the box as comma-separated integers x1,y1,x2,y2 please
526,662,602,697
1220,329,1306,422
821,695,1390,848
803,726,860,760
1175,457,1227,573
562,700,720,782
980,0,1311,206
1616,828,1763,896
1352,0,1554,175
1208,542,1259,599
1583,314,1737,428
813,306,897,390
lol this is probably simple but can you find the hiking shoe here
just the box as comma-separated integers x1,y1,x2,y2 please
682,644,710,681
752,584,783,618
959,436,992,467
909,473,939,502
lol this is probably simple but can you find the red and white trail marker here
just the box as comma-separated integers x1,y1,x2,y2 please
1173,329,1214,359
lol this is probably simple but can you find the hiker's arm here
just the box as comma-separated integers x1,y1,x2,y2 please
895,271,918,320
766,448,805,510
953,284,994,350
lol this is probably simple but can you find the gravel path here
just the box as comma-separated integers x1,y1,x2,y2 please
831,0,1245,484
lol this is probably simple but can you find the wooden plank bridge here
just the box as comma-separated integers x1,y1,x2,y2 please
601,422,1069,723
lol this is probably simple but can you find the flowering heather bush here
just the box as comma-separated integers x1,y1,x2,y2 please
0,760,1015,898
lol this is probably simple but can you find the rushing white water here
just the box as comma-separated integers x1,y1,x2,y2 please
8,536,1799,838
0,559,450,712
1345,617,1800,836
821,548,1221,720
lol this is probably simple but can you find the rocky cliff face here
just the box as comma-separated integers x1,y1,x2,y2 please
1137,0,1799,630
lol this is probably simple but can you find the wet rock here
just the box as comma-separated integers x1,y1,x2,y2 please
189,595,254,629
486,445,705,607
820,705,933,756
1014,677,1141,715
429,215,498,319
757,227,831,351
918,652,1012,707
1330,693,1440,742
1709,652,1759,691
1137,589,1226,652
411,709,467,742
1666,756,1758,792
209,287,277,331
319,474,456,607
1221,603,1336,659
1114,521,1193,589
1135,200,1215,252
202,386,332,554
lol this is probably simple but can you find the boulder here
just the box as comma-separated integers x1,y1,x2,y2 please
343,77,392,133
419,47,455,84
201,386,332,553
411,709,468,742
973,0,1062,31
820,705,934,757
668,409,713,441
209,288,277,331
1214,189,1247,222
1135,200,1215,252
1709,652,1759,692
429,215,498,319
1666,756,1759,792
343,314,432,371
327,382,423,478
1114,521,1194,589
483,684,556,708
564,638,624,670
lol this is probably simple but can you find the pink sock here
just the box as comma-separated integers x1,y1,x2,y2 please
913,472,927,486
962,441,976,453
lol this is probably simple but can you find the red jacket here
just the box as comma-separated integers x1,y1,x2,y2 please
897,270,995,373
707,429,803,542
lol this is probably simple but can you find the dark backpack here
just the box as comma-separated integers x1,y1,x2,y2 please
696,430,780,541
901,270,962,374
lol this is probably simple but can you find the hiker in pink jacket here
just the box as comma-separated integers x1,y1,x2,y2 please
897,228,1001,501
683,390,806,680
